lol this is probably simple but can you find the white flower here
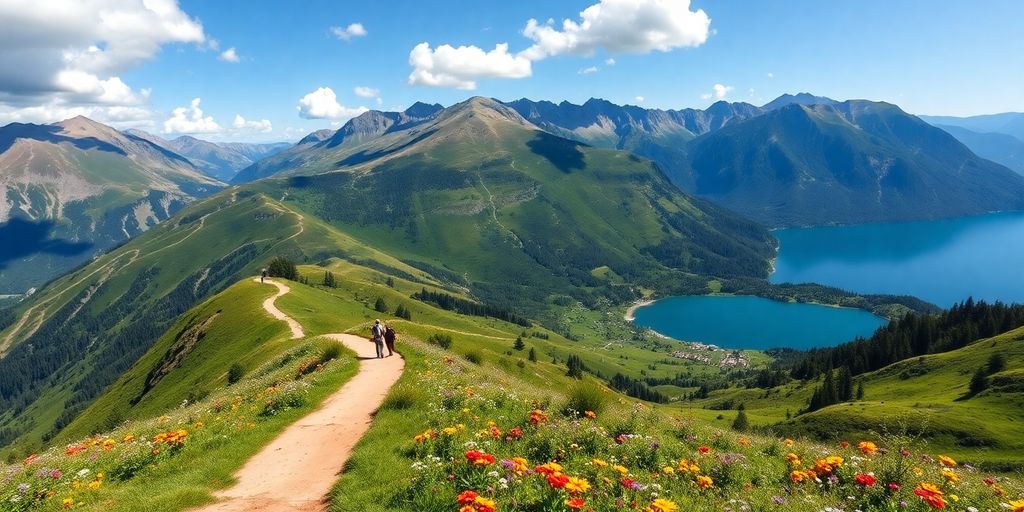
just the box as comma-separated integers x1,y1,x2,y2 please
76,469,90,478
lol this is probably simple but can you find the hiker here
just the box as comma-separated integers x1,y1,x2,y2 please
384,324,397,357
261,268,268,283
371,319,385,358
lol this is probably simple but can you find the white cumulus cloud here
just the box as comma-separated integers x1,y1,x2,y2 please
408,42,532,90
232,114,271,132
0,0,206,106
331,23,367,41
702,83,733,100
406,0,709,89
353,86,380,98
578,66,599,74
296,87,368,120
634,96,645,103
520,0,711,60
219,47,240,63
163,97,221,134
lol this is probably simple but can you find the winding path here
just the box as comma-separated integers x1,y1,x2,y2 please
193,278,404,512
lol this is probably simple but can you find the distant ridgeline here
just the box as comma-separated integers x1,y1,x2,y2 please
412,288,531,327
791,299,1024,379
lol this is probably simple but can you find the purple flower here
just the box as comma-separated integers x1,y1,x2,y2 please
772,496,786,505
500,459,515,470
51,470,62,480
17,483,30,494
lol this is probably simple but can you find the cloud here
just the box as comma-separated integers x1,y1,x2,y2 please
767,72,774,79
219,47,240,63
296,87,368,120
0,0,205,105
353,86,380,98
0,102,155,128
702,83,733,101
520,0,710,60
163,97,221,134
578,66,599,74
407,0,709,89
634,96,645,103
232,114,272,132
331,23,367,41
605,58,616,65
408,43,532,90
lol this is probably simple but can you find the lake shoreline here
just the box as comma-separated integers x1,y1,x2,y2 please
623,299,655,322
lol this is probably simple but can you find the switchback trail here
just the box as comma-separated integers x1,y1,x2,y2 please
193,279,404,512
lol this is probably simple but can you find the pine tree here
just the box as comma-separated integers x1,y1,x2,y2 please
838,366,854,402
385,276,395,288
732,407,749,432
323,271,336,288
856,381,865,400
394,304,412,320
988,353,1006,374
566,355,586,379
514,336,526,351
528,347,537,362
267,256,298,280
374,297,389,313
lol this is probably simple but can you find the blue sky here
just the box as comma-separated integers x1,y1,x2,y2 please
1,0,1022,141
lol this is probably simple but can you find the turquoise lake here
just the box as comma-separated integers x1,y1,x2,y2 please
632,295,887,350
633,211,1024,349
771,211,1024,307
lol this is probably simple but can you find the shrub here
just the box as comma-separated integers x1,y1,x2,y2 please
427,333,453,349
267,256,298,280
381,386,424,411
563,381,607,416
464,350,483,365
227,363,245,385
374,297,389,313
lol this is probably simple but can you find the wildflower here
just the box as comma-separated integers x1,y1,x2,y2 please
888,482,902,491
914,482,947,510
63,498,74,509
814,456,844,475
783,438,795,447
696,475,714,489
854,473,877,487
122,434,135,443
23,454,39,465
592,458,608,467
662,466,675,475
536,462,563,475
507,427,524,439
937,455,957,467
565,476,591,494
784,452,802,466
615,434,628,444
645,498,679,512
1006,500,1024,512
529,409,548,425
465,450,496,466
738,436,751,447
698,446,711,454
790,470,807,483
772,496,786,505
508,457,528,476
839,440,850,448
858,441,878,456
941,469,959,483
457,490,478,504
584,410,597,419
547,473,570,489
102,438,116,451
566,497,586,509
613,465,629,476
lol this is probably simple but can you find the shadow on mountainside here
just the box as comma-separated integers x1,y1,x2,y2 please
526,132,586,173
0,123,126,155
0,218,93,269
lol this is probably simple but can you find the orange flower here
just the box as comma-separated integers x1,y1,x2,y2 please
784,452,802,466
547,473,570,489
814,455,844,475
938,455,957,467
645,498,679,512
858,441,878,456
696,475,714,489
790,470,807,483
915,483,947,510
465,450,496,466
566,497,586,509
510,457,529,476
457,490,479,505
854,473,877,486
1006,500,1024,512
529,409,548,425
536,461,563,475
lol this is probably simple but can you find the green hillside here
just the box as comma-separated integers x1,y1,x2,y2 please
2,269,1021,511
677,326,1024,468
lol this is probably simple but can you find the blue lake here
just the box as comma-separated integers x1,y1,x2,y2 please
771,211,1024,307
632,295,887,350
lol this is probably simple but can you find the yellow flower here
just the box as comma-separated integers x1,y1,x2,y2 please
696,475,714,489
613,464,629,475
858,441,878,456
783,438,795,447
645,498,679,512
662,466,675,474
941,469,959,483
564,476,591,494
1005,500,1024,512
591,458,608,467
938,455,957,467
913,466,924,476
738,436,751,447
784,452,802,466
62,498,74,508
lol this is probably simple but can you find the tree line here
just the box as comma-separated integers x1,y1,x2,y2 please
412,288,531,327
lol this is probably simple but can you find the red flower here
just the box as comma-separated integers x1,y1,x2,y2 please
854,474,877,487
615,434,627,444
839,441,850,448
698,446,711,454
888,482,902,491
620,477,636,489
566,497,586,509
547,473,569,489
508,427,524,439
465,450,496,466
457,490,479,505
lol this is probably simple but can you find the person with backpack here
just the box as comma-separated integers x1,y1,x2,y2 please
261,268,268,283
383,324,397,357
371,319,385,359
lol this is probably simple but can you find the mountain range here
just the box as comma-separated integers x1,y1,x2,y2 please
125,129,290,181
0,96,774,452
0,116,222,295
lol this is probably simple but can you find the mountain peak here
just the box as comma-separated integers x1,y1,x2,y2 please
762,93,838,111
403,101,443,118
443,96,531,127
54,115,119,138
